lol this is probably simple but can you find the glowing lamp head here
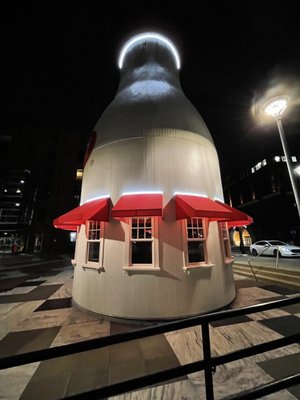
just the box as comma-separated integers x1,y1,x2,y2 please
262,96,290,118
118,32,180,70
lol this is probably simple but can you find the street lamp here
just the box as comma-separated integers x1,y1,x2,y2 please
262,95,300,219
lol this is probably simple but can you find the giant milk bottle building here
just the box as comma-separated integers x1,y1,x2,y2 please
54,33,252,319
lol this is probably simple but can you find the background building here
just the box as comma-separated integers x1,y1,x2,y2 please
223,154,300,245
0,126,88,253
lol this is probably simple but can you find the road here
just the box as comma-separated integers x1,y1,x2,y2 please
233,251,300,272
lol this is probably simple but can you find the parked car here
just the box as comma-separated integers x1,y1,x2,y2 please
250,240,300,257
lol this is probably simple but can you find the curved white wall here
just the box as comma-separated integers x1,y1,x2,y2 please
72,131,236,319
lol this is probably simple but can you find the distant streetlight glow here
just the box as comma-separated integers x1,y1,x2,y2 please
262,96,300,219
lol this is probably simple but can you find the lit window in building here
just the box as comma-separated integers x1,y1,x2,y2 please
292,156,297,162
70,232,77,242
219,222,231,260
186,218,207,263
262,159,267,166
274,156,280,162
251,167,255,174
20,180,25,184
251,190,256,200
130,217,153,264
255,161,262,171
76,169,83,180
86,221,101,262
281,156,286,162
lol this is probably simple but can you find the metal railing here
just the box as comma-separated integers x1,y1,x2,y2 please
1,295,300,399
244,245,282,281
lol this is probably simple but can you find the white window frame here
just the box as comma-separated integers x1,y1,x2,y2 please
183,217,211,269
123,216,159,272
85,220,104,269
219,221,233,263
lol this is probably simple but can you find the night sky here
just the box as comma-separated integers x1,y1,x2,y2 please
2,2,300,178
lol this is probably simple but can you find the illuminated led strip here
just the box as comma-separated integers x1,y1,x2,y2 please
122,191,163,196
174,192,208,198
118,32,180,70
83,195,110,204
213,196,224,202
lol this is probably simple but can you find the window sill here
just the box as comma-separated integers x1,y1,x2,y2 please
225,257,235,265
183,263,215,272
82,264,104,272
123,266,160,274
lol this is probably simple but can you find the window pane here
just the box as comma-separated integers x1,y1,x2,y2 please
138,228,145,239
88,242,100,262
132,229,137,239
138,218,145,227
187,219,192,228
131,241,152,264
132,218,138,228
188,241,205,263
145,218,151,227
187,228,193,238
198,229,204,238
145,228,152,238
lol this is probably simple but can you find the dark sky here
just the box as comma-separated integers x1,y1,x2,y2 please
1,2,300,178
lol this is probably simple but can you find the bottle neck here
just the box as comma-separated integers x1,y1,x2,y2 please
116,62,181,97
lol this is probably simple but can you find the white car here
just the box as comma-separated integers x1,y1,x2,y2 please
250,240,300,257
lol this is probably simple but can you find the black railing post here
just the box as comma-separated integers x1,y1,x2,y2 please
202,322,214,400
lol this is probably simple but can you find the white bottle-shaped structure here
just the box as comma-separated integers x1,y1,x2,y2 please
72,33,236,319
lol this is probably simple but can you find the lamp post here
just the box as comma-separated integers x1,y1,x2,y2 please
262,96,300,219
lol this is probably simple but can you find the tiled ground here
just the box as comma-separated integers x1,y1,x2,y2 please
0,254,300,399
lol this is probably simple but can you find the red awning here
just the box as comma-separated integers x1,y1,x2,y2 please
215,200,253,227
53,197,110,230
112,193,163,218
175,194,232,220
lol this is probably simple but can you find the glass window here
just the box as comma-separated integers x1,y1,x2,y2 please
86,221,101,263
130,217,153,265
220,222,231,260
186,218,207,264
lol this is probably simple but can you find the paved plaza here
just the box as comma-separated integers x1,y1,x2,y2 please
0,254,300,399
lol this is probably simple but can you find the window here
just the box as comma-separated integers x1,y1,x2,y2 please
86,220,103,266
76,169,83,180
123,217,159,271
186,218,207,264
130,217,153,264
219,222,231,260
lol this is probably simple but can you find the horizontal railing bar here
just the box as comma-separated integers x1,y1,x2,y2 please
213,332,300,367
62,359,206,400
1,295,300,370
223,372,300,400
61,333,300,399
